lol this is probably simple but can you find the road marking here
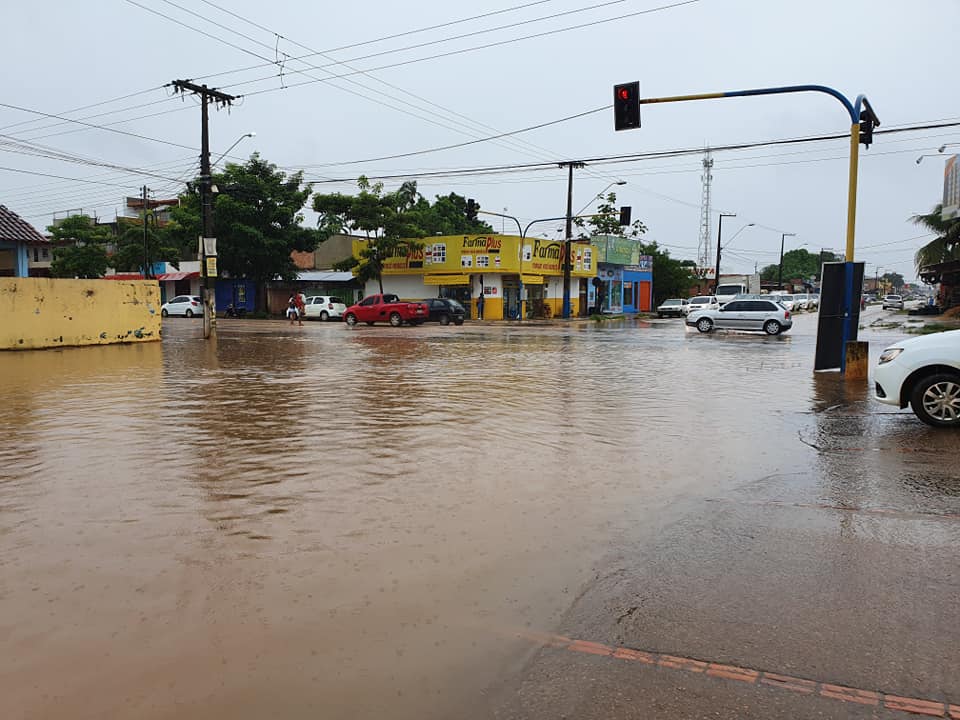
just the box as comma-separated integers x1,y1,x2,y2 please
512,630,953,718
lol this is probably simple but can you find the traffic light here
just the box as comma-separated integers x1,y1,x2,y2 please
859,109,878,147
618,206,632,225
465,198,478,221
613,81,641,131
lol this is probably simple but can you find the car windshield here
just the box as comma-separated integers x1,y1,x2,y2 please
715,285,742,294
662,299,681,305
328,297,342,304
447,300,465,311
780,295,794,301
887,295,901,300
690,297,711,305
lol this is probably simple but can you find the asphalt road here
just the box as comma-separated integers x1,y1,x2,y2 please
492,309,960,719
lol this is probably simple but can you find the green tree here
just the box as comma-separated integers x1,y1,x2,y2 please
637,240,695,306
48,215,113,278
911,204,960,271
164,154,317,309
882,271,905,291
313,179,490,294
575,192,648,238
759,248,822,283
112,213,182,274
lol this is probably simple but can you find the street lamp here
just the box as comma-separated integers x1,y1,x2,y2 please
212,132,256,168
574,180,626,217
916,143,958,164
778,232,797,290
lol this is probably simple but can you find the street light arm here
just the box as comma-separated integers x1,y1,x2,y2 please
212,132,255,168
478,210,522,236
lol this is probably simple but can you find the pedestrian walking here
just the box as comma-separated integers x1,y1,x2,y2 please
287,293,299,325
295,292,305,326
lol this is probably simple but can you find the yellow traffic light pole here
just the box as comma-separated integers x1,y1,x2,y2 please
627,84,878,372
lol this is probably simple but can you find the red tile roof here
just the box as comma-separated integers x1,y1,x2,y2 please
0,205,48,245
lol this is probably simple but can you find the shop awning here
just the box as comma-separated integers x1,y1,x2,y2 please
423,274,471,286
156,271,200,281
520,274,544,285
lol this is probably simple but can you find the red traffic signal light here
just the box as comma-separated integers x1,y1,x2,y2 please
613,81,641,131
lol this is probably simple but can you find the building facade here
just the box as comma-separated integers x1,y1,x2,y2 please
590,235,654,313
355,234,599,319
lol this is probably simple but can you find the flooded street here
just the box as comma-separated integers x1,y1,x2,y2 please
2,312,958,719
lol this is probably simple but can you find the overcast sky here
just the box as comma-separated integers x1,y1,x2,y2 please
3,0,958,281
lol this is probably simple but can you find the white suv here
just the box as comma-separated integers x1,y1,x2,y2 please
874,329,960,427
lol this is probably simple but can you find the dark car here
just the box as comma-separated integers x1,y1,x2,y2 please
421,298,466,325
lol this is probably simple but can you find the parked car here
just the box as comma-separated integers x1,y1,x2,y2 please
303,295,346,321
160,295,202,317
686,298,792,335
882,294,904,310
686,296,720,316
656,298,689,318
343,294,429,327
421,298,466,325
874,329,960,427
773,294,800,312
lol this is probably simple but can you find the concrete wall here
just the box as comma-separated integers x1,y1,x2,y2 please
0,277,162,350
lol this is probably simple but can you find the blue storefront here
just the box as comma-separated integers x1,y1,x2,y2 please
588,235,654,313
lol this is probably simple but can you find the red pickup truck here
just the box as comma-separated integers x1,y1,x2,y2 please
343,294,429,327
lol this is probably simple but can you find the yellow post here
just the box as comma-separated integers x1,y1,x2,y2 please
845,123,860,261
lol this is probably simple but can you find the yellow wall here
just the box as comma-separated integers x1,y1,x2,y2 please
0,278,162,350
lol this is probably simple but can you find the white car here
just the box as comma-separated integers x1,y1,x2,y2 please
882,294,904,310
686,295,720,315
874,329,960,427
773,294,799,312
686,298,793,335
160,295,202,317
656,298,689,318
303,295,347,321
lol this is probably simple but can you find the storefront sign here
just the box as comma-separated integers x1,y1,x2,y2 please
353,235,598,278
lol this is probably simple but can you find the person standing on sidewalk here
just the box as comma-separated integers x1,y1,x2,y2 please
477,287,485,320
294,292,305,326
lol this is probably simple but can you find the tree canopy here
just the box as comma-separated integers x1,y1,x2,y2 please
911,204,960,271
163,154,317,304
112,212,182,275
48,215,113,278
313,178,491,293
759,248,823,283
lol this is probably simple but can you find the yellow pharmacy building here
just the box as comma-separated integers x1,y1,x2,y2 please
354,235,599,319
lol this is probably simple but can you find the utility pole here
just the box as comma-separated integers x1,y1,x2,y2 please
141,185,151,279
560,160,585,319
171,80,237,339
778,232,796,290
714,213,736,293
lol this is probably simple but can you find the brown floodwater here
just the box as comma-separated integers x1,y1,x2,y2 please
0,313,927,719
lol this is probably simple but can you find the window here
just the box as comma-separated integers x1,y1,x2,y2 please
42,247,49,259
623,282,634,307
360,297,376,306
33,248,40,262
461,255,473,268
431,243,446,264
724,302,744,312
582,248,592,271
329,297,342,304
476,255,490,268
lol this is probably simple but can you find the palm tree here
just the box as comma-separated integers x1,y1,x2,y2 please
911,204,960,271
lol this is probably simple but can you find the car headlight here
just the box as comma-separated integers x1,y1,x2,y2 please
878,347,904,365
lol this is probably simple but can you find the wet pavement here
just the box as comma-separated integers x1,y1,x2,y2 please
1,308,957,719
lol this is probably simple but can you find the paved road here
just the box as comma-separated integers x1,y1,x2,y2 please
493,309,960,719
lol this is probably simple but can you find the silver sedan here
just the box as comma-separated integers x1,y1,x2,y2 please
686,298,793,335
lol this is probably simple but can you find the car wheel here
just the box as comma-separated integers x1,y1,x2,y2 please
696,317,713,333
320,311,329,321
345,313,357,327
185,309,194,318
161,309,168,317
454,318,464,326
763,320,782,335
439,313,450,326
366,322,375,326
389,312,403,327
910,372,960,428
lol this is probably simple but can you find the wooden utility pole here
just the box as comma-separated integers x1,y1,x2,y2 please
141,185,151,279
559,161,585,319
170,80,236,338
